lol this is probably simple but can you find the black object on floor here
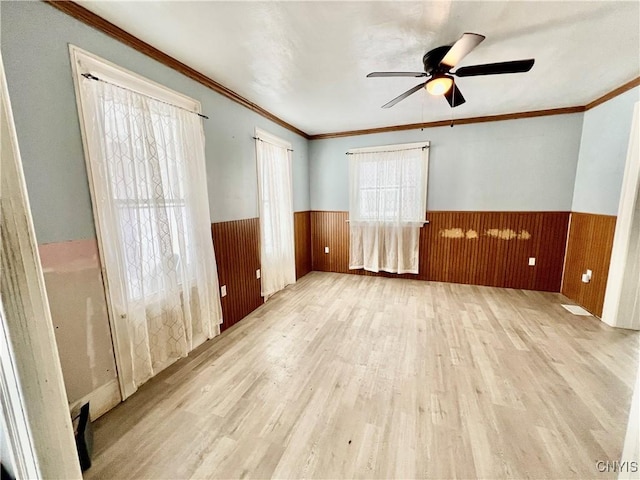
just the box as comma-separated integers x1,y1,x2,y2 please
1,462,15,480
74,402,93,471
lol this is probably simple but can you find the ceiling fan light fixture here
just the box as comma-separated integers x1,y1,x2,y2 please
369,33,535,108
426,75,454,95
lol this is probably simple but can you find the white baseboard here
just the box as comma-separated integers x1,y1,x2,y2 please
69,379,121,421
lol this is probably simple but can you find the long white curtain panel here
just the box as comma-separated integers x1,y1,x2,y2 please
348,144,429,274
255,133,296,298
79,78,223,396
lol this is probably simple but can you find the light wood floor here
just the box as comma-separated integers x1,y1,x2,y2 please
85,272,639,479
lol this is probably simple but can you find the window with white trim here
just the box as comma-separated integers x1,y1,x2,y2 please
349,142,429,224
70,45,223,397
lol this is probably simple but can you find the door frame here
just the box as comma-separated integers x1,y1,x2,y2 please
602,102,640,330
1,52,82,479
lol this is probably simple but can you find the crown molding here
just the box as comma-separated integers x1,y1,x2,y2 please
44,0,310,139
308,106,586,140
584,76,640,111
310,75,640,140
43,2,640,141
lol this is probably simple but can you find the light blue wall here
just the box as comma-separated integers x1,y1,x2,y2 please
572,86,639,215
310,113,584,212
0,1,310,245
3,1,635,236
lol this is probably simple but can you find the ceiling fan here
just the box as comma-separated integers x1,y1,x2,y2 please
367,33,534,108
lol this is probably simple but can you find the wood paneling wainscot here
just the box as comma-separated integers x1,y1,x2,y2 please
294,211,312,279
311,211,570,292
562,212,617,317
311,211,350,274
212,218,263,331
212,212,312,330
424,211,570,291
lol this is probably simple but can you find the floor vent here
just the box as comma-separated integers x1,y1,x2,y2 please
561,304,592,316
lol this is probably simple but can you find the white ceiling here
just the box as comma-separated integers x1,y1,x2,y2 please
80,1,640,136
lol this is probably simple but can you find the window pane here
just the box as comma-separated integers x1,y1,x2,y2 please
351,147,426,222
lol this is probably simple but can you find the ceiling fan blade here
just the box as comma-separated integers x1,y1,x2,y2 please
367,72,427,78
444,83,466,108
440,33,485,69
382,82,427,108
454,59,535,77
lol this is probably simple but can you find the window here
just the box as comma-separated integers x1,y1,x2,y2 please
103,99,192,300
348,142,429,274
71,46,223,397
254,128,296,298
349,142,429,223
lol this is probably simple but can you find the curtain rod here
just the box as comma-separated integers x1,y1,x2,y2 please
81,73,209,119
252,136,294,152
345,220,430,225
346,145,428,155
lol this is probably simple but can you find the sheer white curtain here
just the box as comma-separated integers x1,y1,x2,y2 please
255,132,295,298
349,144,429,274
79,77,223,397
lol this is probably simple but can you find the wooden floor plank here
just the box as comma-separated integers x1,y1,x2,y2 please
85,272,638,479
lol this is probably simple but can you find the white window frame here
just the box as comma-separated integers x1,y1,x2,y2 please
254,127,293,256
69,45,200,112
255,127,292,150
69,45,205,400
254,127,295,297
255,127,293,248
347,141,430,224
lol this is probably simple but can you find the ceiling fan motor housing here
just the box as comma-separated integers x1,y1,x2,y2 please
422,45,452,74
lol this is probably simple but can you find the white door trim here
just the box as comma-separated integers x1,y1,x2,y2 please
1,53,82,478
602,102,640,330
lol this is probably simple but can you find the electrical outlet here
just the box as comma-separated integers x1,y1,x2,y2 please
528,257,536,266
586,269,593,280
221,285,227,297
324,246,329,254
256,269,261,279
